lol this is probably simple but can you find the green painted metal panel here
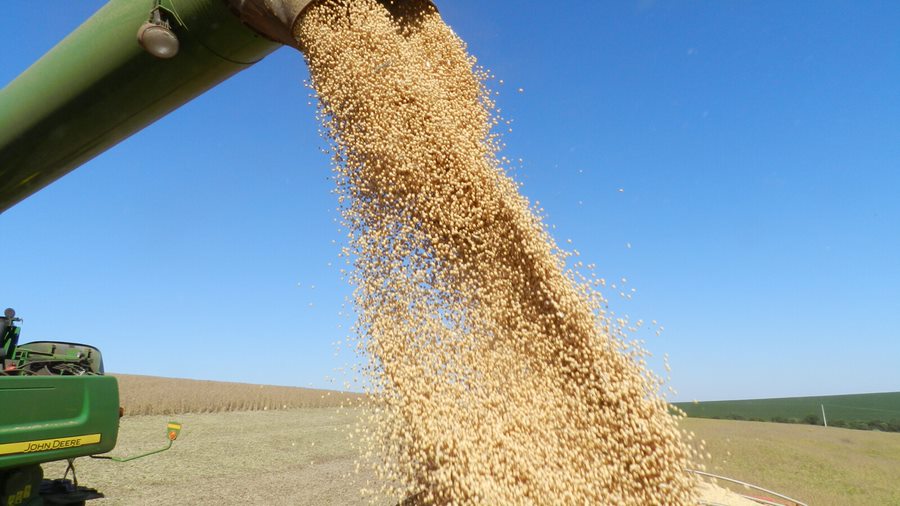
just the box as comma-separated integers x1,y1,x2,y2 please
0,376,120,470
0,0,281,213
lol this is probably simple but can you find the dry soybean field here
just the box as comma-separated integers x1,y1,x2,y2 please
113,374,360,415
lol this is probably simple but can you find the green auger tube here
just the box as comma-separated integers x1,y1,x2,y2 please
0,0,438,215
0,0,281,214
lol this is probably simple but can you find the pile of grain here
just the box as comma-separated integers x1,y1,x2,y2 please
295,1,699,503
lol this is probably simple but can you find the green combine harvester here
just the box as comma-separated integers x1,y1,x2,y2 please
0,0,430,504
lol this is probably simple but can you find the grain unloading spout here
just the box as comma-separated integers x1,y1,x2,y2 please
228,0,318,48
229,0,438,49
0,0,435,214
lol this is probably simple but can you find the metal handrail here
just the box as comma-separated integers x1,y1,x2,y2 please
687,468,808,506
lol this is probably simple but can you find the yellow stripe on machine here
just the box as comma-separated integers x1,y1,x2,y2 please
0,434,102,456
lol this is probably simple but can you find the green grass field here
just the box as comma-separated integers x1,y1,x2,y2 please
674,392,900,430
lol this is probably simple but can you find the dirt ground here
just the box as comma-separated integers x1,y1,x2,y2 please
42,410,832,505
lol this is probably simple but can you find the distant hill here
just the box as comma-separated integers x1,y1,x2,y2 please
112,374,363,415
673,392,900,432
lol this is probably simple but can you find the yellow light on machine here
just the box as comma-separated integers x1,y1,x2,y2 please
167,422,182,441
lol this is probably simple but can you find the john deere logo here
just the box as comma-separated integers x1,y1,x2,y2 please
0,434,101,456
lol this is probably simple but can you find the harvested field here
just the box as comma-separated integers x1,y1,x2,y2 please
112,374,361,415
42,409,771,505
683,418,900,506
45,409,379,506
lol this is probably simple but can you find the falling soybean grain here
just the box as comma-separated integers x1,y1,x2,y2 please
295,0,700,503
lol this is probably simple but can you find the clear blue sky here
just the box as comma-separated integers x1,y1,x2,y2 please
3,1,898,401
